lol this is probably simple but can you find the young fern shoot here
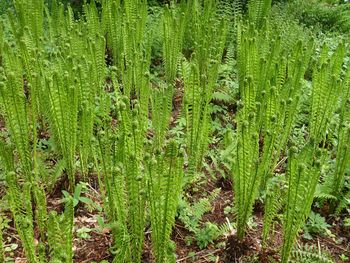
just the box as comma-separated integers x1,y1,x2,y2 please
146,141,184,263
182,0,228,179
332,67,350,197
282,43,345,263
233,19,312,239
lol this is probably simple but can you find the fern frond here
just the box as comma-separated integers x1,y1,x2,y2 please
281,145,326,263
310,43,345,143
147,140,184,263
290,243,335,263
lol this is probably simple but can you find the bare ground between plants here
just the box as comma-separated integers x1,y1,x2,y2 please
1,174,349,263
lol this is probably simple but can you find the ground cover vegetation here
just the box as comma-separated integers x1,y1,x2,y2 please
0,0,349,262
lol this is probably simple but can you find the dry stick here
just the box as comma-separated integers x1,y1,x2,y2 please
177,248,223,262
315,238,349,252
274,156,288,171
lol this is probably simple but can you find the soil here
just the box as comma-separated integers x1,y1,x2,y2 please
1,161,349,263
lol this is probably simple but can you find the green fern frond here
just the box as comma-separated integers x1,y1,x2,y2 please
332,67,350,196
0,50,33,182
290,243,335,263
262,176,283,247
147,140,184,263
310,43,345,143
6,172,38,263
281,145,327,263
248,0,272,28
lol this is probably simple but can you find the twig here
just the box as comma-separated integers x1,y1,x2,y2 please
177,248,222,262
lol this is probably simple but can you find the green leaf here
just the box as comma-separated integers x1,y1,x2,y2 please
79,197,93,205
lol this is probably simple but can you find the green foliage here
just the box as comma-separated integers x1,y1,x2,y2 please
5,172,74,263
11,0,44,45
96,98,148,263
195,222,220,249
332,66,350,196
303,212,331,240
177,189,221,249
290,244,335,263
281,145,327,263
248,0,272,26
146,141,184,263
291,1,350,34
151,85,173,151
47,197,74,263
0,0,349,262
6,174,37,262
0,0,12,15
233,16,313,239
178,196,212,234
162,3,185,85
0,54,33,182
309,43,345,143
262,175,283,248
336,186,350,214
281,47,346,256
43,67,79,187
181,0,228,179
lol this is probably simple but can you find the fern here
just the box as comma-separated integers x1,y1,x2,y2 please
6,172,37,263
147,141,184,263
233,18,313,239
181,0,228,179
47,197,74,263
281,43,346,263
151,86,173,151
309,43,345,143
95,93,148,263
281,145,327,263
43,67,79,188
335,185,350,214
32,183,47,261
248,0,272,27
290,243,335,263
332,66,350,196
262,176,283,248
212,89,234,104
6,170,75,263
162,3,185,85
0,50,33,182
177,191,219,234
11,0,44,45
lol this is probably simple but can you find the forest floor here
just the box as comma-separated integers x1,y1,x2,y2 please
1,170,349,263
0,69,349,263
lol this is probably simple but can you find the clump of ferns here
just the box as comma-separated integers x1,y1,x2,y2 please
146,141,184,263
181,0,228,180
0,50,35,183
261,174,284,250
102,0,151,105
10,0,44,46
96,80,185,263
233,17,313,240
281,145,327,263
40,2,105,187
281,43,346,263
247,0,272,28
150,3,186,151
6,172,74,263
95,92,149,263
332,66,350,200
1,0,106,189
